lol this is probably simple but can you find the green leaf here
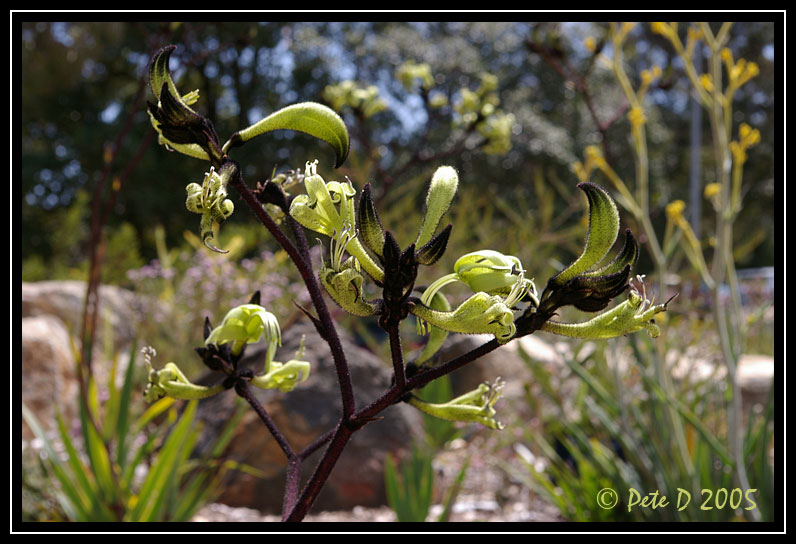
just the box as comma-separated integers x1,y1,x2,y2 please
54,411,103,519
225,102,350,168
437,459,469,522
130,400,198,522
23,404,95,521
115,340,138,468
134,396,175,432
79,398,116,505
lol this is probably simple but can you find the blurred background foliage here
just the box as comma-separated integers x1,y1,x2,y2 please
20,20,777,522
21,21,774,285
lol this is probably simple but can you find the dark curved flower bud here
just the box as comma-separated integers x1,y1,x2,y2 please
357,183,385,259
551,182,620,287
415,224,452,266
146,45,222,164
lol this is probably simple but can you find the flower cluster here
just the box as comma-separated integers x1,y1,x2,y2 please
323,80,387,118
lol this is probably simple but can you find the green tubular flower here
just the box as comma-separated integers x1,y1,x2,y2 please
411,291,517,344
417,249,536,335
250,336,312,393
205,303,282,359
144,359,224,403
535,186,638,317
541,276,676,339
185,164,236,253
414,289,451,367
453,250,530,298
407,378,506,430
290,160,384,282
251,360,311,393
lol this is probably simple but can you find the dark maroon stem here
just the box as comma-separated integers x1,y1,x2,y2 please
235,380,294,460
229,166,356,419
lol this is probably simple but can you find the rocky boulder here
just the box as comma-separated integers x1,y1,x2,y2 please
21,281,144,439
21,315,79,439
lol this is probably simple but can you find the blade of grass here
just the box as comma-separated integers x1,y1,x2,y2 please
116,340,138,467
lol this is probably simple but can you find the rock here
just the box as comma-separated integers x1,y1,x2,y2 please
669,350,774,423
432,333,562,398
737,354,774,411
22,280,141,355
193,320,424,514
21,280,143,390
21,316,79,439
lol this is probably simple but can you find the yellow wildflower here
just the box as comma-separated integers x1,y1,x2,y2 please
704,183,721,199
628,106,646,128
700,74,714,93
666,200,687,227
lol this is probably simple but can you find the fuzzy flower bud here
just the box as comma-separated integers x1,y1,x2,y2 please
415,166,459,248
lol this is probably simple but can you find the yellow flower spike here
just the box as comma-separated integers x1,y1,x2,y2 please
665,199,686,220
652,65,662,79
730,141,746,165
572,161,588,183
628,106,646,128
585,145,602,162
650,22,670,36
584,36,597,52
704,183,721,200
746,127,761,147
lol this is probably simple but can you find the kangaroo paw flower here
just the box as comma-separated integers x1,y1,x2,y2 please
407,377,506,430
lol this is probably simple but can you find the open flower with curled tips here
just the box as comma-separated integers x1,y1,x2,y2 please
251,336,311,393
319,223,382,317
407,378,506,430
185,163,236,253
205,303,282,360
541,275,677,339
290,160,384,282
142,347,224,403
